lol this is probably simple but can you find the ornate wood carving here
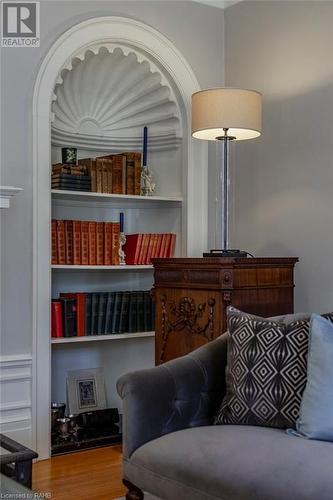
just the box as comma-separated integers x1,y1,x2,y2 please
159,295,216,363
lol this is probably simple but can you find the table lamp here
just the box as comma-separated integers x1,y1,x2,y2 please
192,87,262,257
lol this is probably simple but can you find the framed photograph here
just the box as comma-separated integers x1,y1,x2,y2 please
66,367,107,415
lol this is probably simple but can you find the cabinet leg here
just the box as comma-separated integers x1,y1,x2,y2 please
123,479,144,500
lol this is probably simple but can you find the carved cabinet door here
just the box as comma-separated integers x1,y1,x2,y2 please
154,288,222,365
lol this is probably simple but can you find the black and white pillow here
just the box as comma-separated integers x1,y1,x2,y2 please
215,307,333,429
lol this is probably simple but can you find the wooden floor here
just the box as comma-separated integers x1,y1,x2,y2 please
32,445,125,500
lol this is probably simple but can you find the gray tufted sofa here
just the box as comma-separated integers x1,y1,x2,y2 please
117,334,333,500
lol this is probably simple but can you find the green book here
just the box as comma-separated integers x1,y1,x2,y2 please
119,292,130,333
136,292,144,332
111,292,123,334
97,292,107,335
104,292,115,335
128,292,137,333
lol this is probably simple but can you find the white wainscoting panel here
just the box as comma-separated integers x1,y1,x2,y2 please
0,355,33,448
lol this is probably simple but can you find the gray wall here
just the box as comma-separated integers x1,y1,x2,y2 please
225,1,333,313
0,0,224,356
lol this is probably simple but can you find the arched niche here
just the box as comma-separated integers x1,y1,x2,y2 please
32,16,208,458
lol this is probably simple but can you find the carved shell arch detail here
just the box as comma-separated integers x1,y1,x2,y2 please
51,44,183,152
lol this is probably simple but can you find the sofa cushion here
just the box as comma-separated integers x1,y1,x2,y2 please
215,308,333,429
124,425,333,500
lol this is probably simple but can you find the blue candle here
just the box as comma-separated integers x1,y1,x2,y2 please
143,126,148,166
119,212,124,233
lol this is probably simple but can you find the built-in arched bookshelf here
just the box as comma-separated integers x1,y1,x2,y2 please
33,16,208,459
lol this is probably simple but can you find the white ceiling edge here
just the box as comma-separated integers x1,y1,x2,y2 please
192,0,242,9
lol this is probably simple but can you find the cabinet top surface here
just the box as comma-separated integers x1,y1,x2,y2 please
152,257,299,268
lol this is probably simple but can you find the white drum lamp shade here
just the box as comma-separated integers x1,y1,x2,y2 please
192,88,262,141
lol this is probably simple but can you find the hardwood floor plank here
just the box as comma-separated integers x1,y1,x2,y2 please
32,445,125,500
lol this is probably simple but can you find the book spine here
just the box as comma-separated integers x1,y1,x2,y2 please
61,298,77,337
141,234,151,265
107,160,113,194
81,221,89,265
104,222,112,265
112,156,124,194
155,234,163,260
123,234,139,265
51,301,63,337
112,222,120,266
136,292,144,332
102,161,109,193
60,293,85,337
119,292,130,333
104,292,114,335
88,221,97,265
91,160,97,192
163,234,171,258
96,161,103,193
64,220,74,265
90,293,99,335
134,153,142,196
73,221,82,265
51,220,58,265
97,292,107,335
125,156,135,195
96,222,104,265
146,233,155,264
169,234,176,258
56,220,66,265
84,293,92,335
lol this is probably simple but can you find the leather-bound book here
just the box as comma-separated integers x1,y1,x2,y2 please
146,233,156,264
112,155,126,194
104,222,113,265
123,153,135,195
141,234,151,265
64,220,74,265
169,234,176,257
51,300,63,338
96,160,103,193
159,233,168,258
78,158,96,192
136,291,144,332
111,291,123,333
51,220,58,264
155,234,163,259
128,292,137,333
81,221,89,265
60,297,77,337
163,234,172,258
60,293,85,337
97,292,107,335
123,234,142,265
88,221,97,265
119,291,130,333
56,220,66,265
104,292,115,335
134,152,142,195
73,221,81,265
111,222,120,266
96,222,104,265
90,293,99,335
84,293,92,336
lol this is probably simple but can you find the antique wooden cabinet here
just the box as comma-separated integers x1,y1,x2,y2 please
152,257,298,365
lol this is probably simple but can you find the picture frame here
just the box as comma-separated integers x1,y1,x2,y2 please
66,367,107,415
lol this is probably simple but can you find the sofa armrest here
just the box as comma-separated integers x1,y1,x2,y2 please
117,333,227,458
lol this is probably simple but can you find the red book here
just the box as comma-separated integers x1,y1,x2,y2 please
123,234,142,265
163,234,172,258
64,220,73,265
104,222,113,265
159,233,168,259
60,293,85,337
73,221,81,265
51,220,58,264
81,221,89,265
56,220,66,265
88,221,97,265
141,234,151,265
96,222,104,265
145,233,154,264
112,222,120,265
51,300,63,338
155,234,163,259
168,234,176,257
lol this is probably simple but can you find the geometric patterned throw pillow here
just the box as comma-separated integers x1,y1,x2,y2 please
215,307,333,429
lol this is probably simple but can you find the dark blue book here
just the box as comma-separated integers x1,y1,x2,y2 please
119,292,130,333
90,293,99,335
104,292,115,335
84,293,92,335
111,292,123,334
128,292,137,333
97,292,107,334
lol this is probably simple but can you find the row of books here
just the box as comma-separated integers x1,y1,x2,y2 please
51,152,142,195
52,219,120,266
124,233,176,265
51,291,154,338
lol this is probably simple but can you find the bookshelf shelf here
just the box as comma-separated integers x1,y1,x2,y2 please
51,331,155,344
51,189,183,206
51,264,153,270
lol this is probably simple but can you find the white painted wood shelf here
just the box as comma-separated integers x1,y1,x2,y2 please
52,331,155,344
51,189,183,206
52,264,153,270
0,186,22,208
